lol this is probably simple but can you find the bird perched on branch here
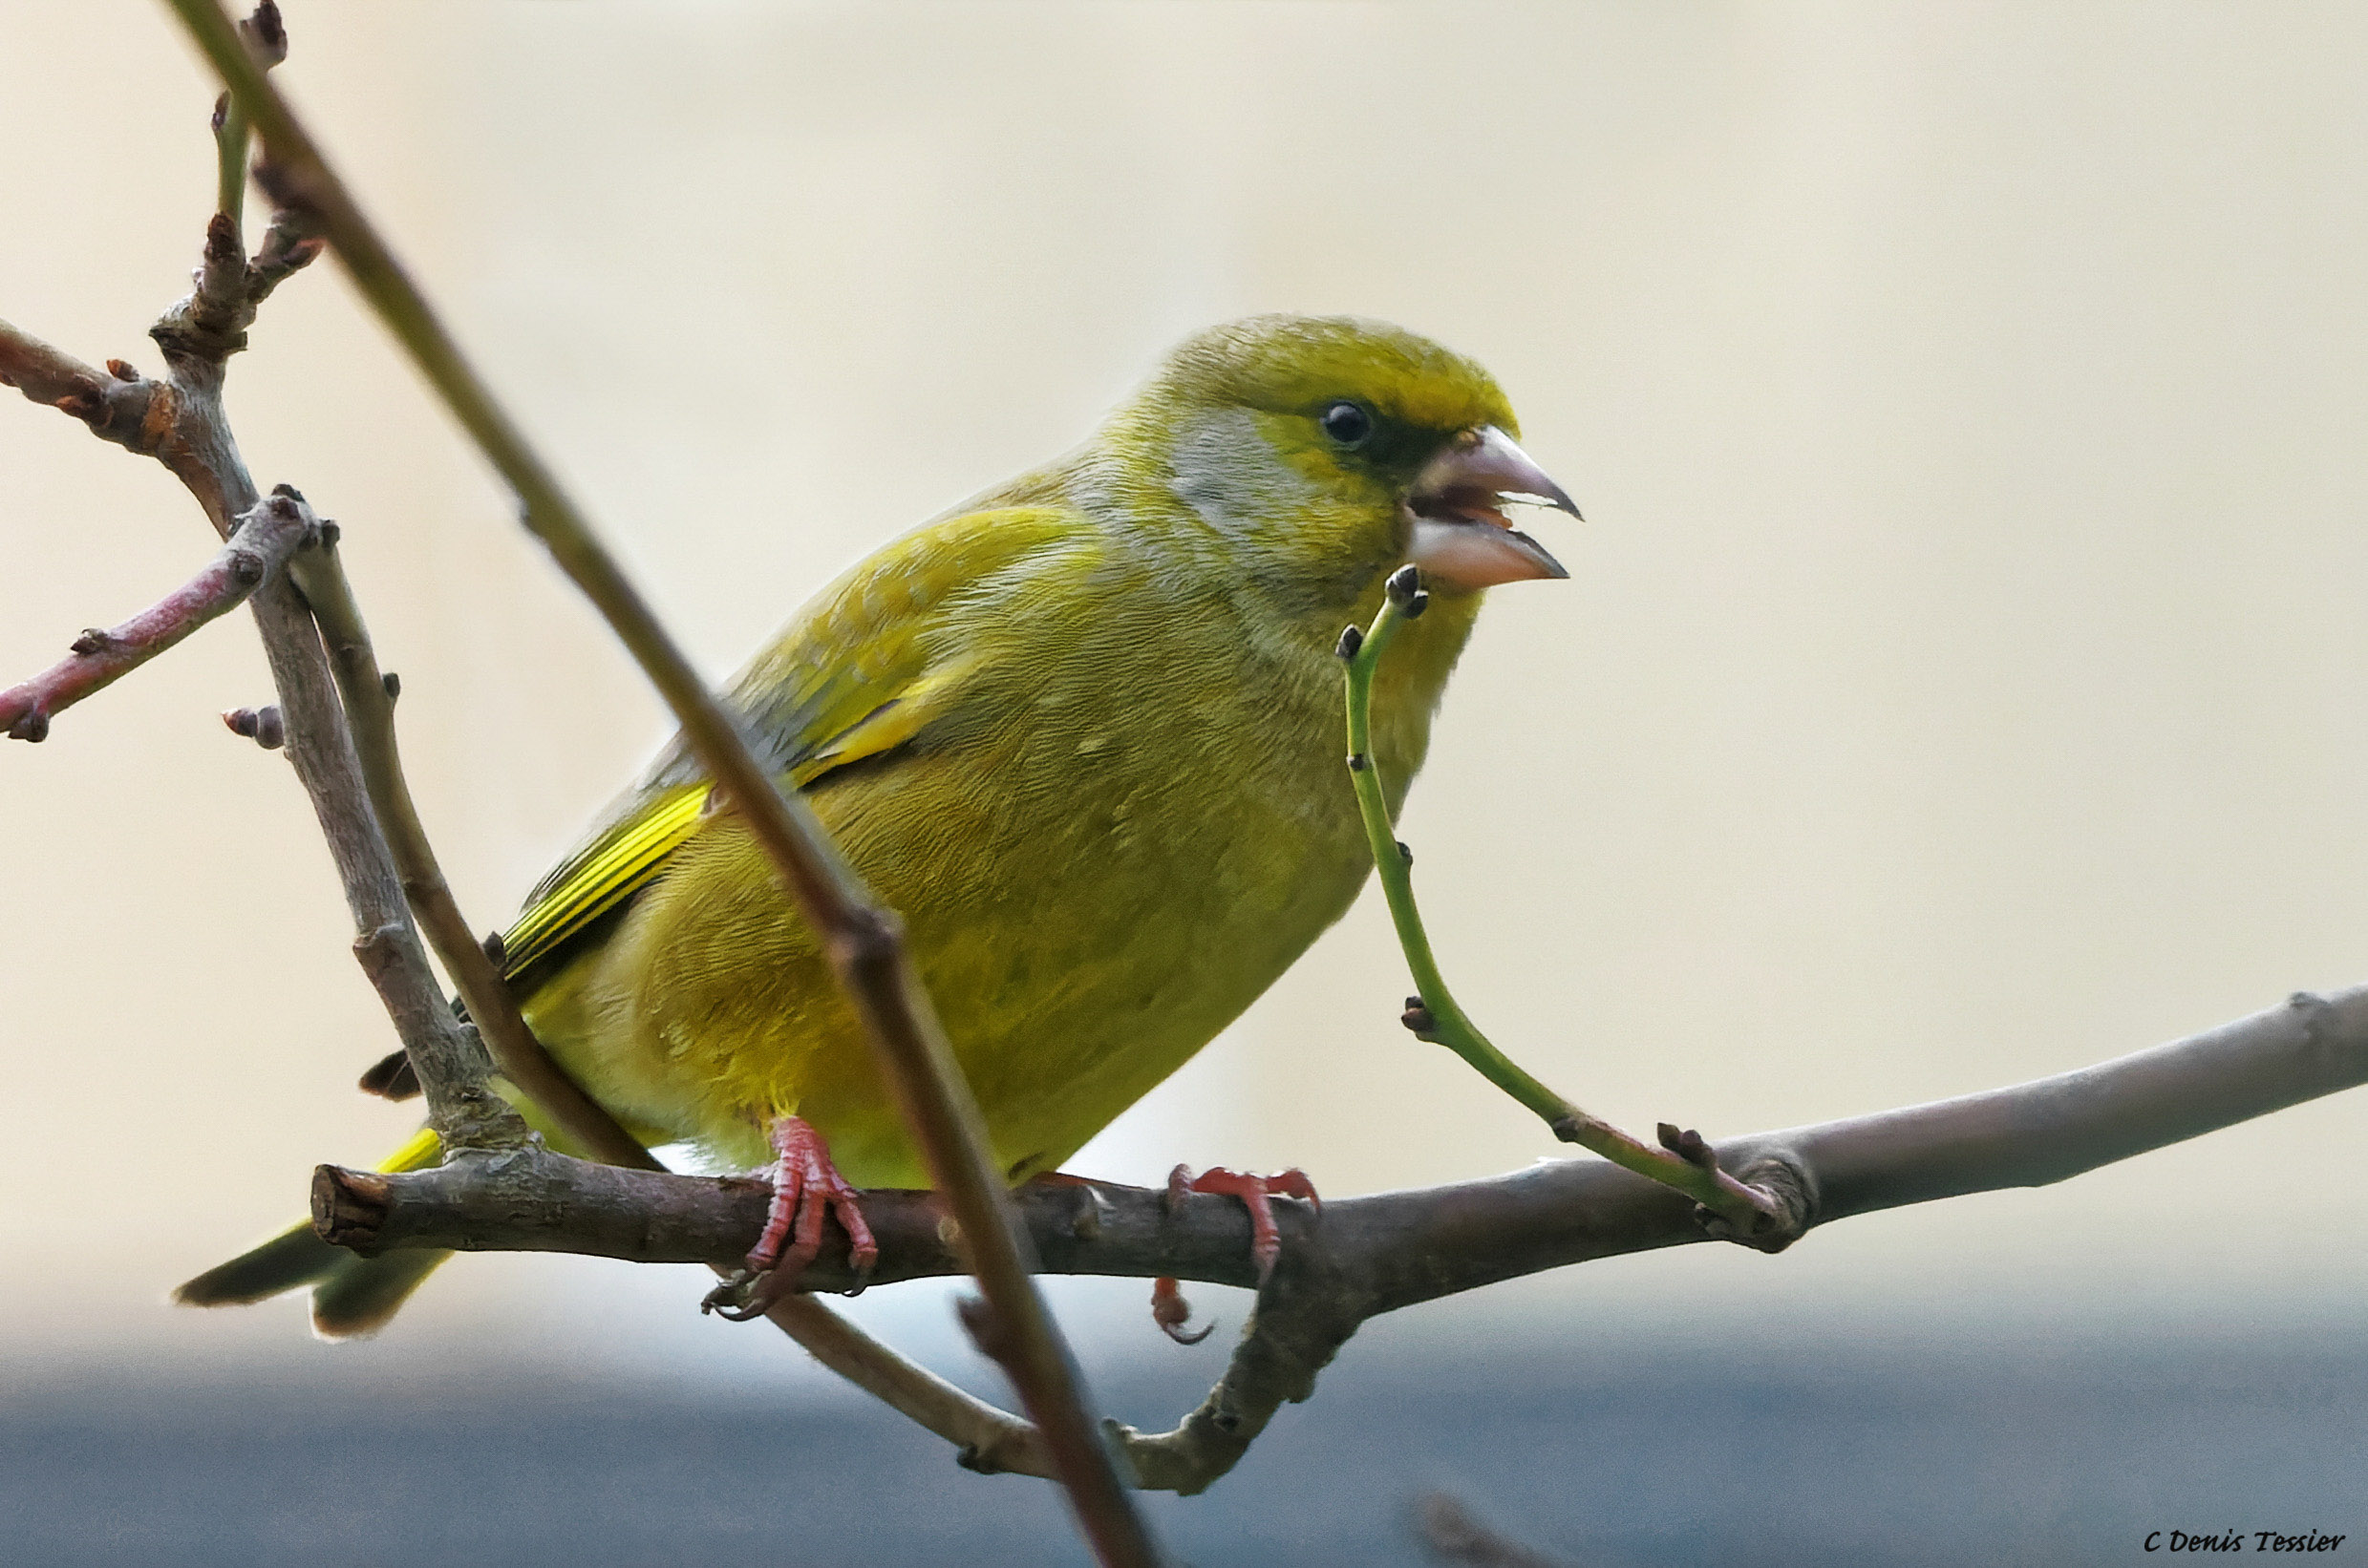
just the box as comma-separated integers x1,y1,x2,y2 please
179,313,1579,1334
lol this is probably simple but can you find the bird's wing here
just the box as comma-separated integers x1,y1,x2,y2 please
496,505,1087,991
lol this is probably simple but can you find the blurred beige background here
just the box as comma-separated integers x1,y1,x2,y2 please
4,2,2364,1386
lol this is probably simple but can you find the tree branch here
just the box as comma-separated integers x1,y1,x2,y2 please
292,540,653,1170
0,168,509,1148
316,983,2368,1493
160,4,1161,1560
6,5,1019,1510
0,492,313,742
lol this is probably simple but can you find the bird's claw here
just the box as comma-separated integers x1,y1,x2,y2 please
699,1268,766,1322
1167,1163,1319,1284
1149,1163,1320,1341
1150,1276,1213,1345
712,1115,878,1323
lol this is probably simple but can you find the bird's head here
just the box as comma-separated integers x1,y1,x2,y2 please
1099,314,1578,614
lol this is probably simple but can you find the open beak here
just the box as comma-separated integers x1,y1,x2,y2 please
1404,426,1580,590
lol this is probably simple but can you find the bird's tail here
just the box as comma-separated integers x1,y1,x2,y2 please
173,1126,454,1339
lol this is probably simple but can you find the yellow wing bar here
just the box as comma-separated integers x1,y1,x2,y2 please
499,783,710,983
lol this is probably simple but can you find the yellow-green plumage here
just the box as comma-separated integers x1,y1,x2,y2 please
181,314,1566,1331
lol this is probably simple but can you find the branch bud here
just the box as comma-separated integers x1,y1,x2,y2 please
223,704,285,749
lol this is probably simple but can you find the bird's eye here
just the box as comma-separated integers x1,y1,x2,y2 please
1319,401,1373,447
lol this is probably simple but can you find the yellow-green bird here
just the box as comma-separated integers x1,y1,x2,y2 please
179,313,1578,1335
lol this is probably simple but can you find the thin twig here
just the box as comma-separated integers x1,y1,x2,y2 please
0,195,510,1144
293,541,654,1170
761,1295,1053,1477
0,494,312,742
0,320,171,456
1340,569,1783,1238
160,7,1159,1560
206,0,286,240
318,982,2368,1493
246,491,518,1149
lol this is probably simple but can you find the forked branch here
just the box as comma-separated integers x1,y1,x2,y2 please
7,3,1083,1532
160,4,1159,1560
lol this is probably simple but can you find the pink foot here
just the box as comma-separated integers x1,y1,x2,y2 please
714,1116,877,1320
1150,1164,1320,1344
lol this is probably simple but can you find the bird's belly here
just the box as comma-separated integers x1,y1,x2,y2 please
802,730,1376,1185
574,688,1376,1185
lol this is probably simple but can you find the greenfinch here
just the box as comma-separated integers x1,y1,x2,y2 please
180,313,1578,1333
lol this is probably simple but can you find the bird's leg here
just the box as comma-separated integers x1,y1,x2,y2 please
1150,1164,1320,1345
712,1115,877,1321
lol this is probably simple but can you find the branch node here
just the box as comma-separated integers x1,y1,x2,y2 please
69,628,113,657
203,211,241,266
1696,1155,1814,1254
826,902,904,975
351,920,404,979
237,0,288,68
222,704,285,749
104,358,140,383
1655,1122,1717,1171
9,706,52,744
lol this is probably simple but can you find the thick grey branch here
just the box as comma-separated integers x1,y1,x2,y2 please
318,983,2368,1493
